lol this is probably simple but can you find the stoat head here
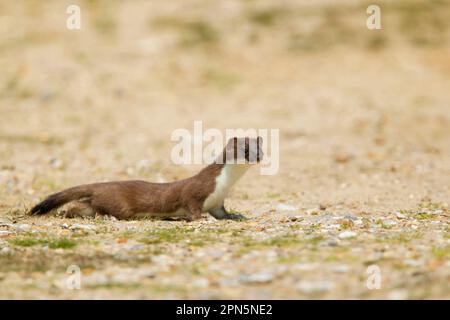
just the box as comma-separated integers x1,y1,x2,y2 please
221,136,264,164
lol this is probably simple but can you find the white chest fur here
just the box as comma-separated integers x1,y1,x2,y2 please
202,164,250,212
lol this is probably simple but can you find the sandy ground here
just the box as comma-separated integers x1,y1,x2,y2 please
0,0,449,299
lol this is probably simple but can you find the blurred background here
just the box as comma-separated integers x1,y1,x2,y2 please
1,0,449,210
0,0,449,299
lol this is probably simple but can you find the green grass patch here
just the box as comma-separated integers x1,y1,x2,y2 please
202,68,240,91
415,212,434,220
138,227,225,246
48,238,77,249
0,133,63,146
247,8,287,27
152,17,219,47
181,21,218,46
94,16,117,35
9,236,77,249
10,238,47,247
376,232,423,244
237,233,311,255
432,246,450,259
375,219,395,229
261,235,300,247
305,223,321,234
289,224,301,231
265,192,281,199
86,282,142,290
324,249,353,262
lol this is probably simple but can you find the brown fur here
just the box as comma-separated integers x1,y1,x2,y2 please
30,137,263,220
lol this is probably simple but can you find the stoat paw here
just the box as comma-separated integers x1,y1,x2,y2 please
225,213,248,221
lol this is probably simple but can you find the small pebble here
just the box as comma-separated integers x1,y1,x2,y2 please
240,273,274,284
296,281,333,294
403,259,425,267
338,231,357,239
276,204,298,212
0,247,12,254
331,265,349,273
319,239,339,247
192,278,210,288
383,220,397,227
50,158,63,169
388,289,408,300
136,159,152,171
70,224,97,231
395,212,407,219
294,263,318,271
127,244,145,251
15,224,31,232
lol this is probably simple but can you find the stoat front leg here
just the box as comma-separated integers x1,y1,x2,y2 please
186,203,203,221
208,204,247,220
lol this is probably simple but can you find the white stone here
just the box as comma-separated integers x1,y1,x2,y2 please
403,259,424,267
240,272,274,284
331,265,349,273
395,212,407,219
15,224,31,232
296,281,333,294
70,224,97,231
136,159,152,170
276,204,298,211
192,278,210,288
294,263,318,271
383,220,397,227
50,158,63,169
388,289,408,300
0,247,12,254
338,231,357,239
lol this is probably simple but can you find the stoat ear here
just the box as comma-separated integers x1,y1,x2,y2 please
227,137,238,146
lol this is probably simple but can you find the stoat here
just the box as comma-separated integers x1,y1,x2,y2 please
30,137,263,221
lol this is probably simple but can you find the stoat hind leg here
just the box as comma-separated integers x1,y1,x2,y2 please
62,201,96,218
186,203,203,221
208,204,247,220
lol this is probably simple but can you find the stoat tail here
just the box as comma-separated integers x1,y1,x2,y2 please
30,185,93,215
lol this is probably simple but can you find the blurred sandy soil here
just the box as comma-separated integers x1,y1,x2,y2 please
0,0,449,299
